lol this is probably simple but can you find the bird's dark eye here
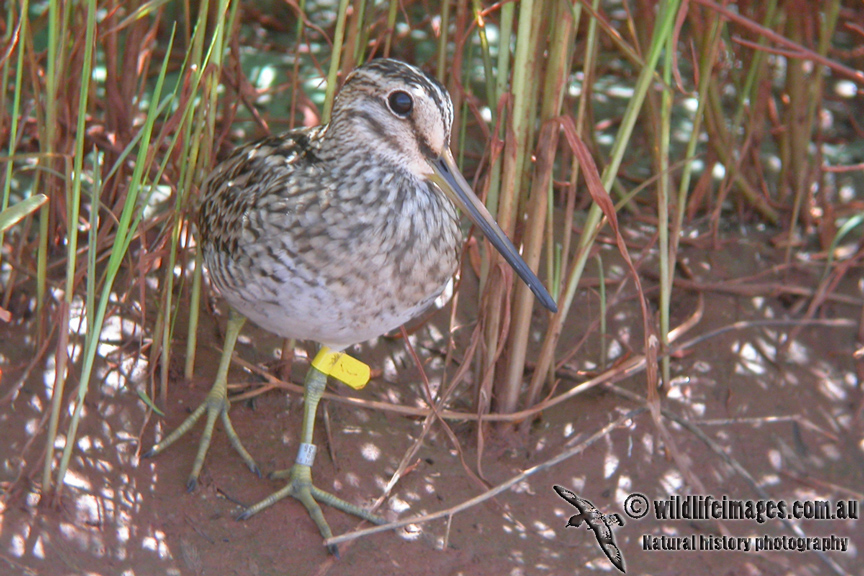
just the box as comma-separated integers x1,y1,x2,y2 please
387,90,414,116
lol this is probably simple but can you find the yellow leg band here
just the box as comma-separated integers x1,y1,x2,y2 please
310,346,371,390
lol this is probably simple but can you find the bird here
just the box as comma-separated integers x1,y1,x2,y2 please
145,58,558,555
553,486,626,573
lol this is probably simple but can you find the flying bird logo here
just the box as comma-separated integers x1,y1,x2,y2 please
554,485,626,573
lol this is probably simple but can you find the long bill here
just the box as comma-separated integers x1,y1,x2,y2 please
429,149,558,313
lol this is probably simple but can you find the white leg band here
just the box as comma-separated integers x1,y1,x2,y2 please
296,442,317,467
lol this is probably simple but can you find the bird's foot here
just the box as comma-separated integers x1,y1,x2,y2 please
143,391,259,490
238,462,385,556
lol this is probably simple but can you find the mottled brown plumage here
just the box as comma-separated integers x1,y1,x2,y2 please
147,59,556,555
198,119,460,350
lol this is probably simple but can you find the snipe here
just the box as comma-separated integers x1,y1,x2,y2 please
146,58,557,555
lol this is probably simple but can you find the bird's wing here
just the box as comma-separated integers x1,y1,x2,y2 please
198,127,327,253
591,519,612,541
553,485,586,511
602,542,626,573
597,519,625,572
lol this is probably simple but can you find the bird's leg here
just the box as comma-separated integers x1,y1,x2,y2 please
238,361,385,554
144,308,259,490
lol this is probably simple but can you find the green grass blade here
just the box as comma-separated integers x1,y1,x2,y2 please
42,0,98,495
53,26,177,494
0,194,48,233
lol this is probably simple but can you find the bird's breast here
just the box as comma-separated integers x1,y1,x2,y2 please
202,170,462,349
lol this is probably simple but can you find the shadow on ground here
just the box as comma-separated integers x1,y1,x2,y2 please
1,226,862,576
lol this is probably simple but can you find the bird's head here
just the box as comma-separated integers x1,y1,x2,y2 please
330,58,557,313
331,58,453,178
